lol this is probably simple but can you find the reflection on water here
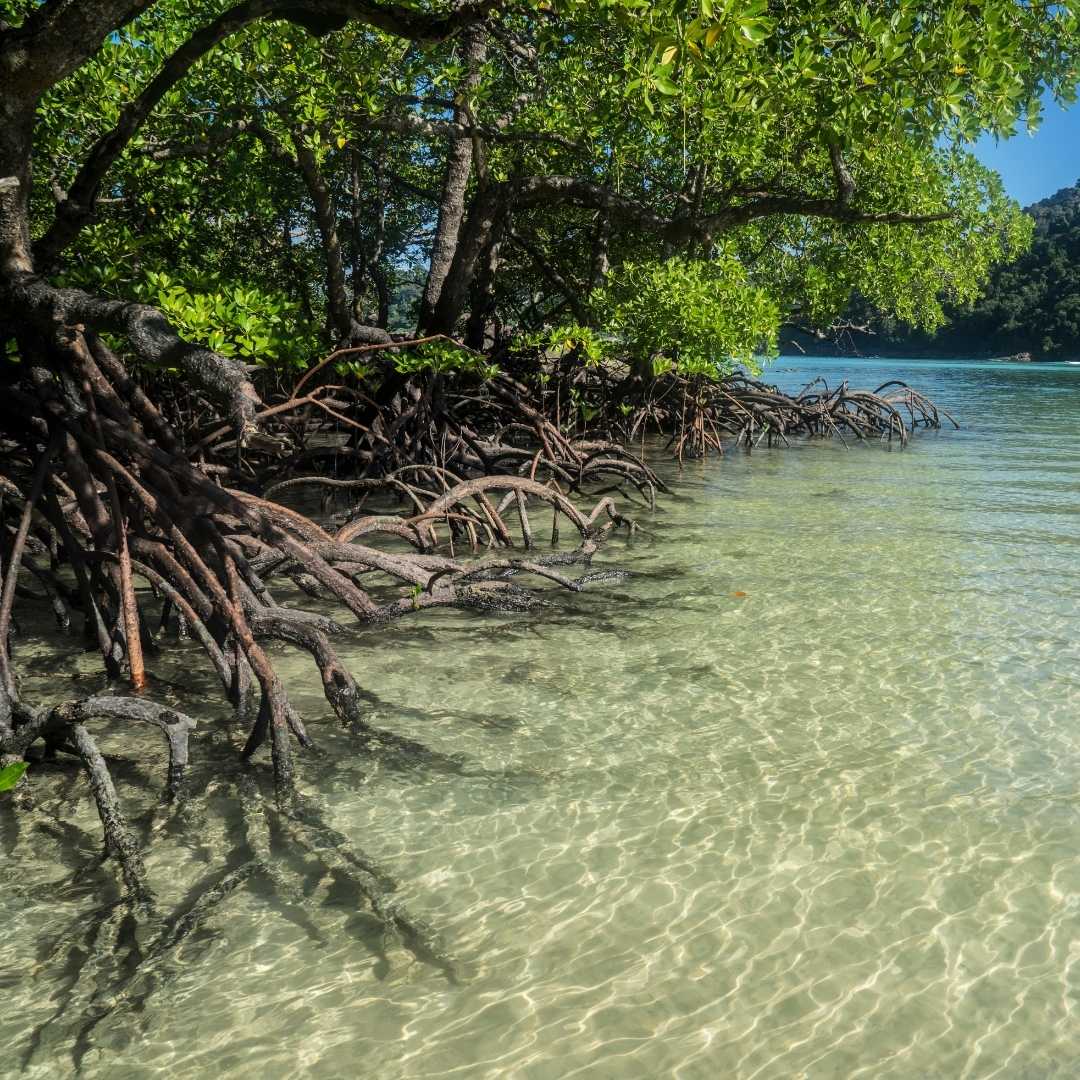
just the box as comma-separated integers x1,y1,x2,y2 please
4,358,1080,1078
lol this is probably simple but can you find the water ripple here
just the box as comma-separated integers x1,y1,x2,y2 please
4,357,1080,1077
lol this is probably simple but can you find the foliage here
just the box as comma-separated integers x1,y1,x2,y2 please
54,234,322,371
848,182,1080,359
528,325,607,366
393,341,500,380
135,272,320,368
9,0,1080,375
594,257,777,377
56,259,321,370
768,147,1034,337
524,256,778,381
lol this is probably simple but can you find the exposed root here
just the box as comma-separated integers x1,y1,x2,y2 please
0,296,955,1066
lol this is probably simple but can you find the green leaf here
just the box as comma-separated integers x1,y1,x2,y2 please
0,761,28,793
737,19,770,44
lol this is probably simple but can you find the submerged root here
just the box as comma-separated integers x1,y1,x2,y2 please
0,297,955,1065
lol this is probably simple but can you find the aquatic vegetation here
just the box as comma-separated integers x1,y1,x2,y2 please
0,759,28,792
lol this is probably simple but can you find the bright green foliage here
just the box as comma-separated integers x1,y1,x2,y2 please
0,761,28,793
857,181,1080,358
594,258,777,377
748,148,1034,336
393,342,500,380
57,256,320,369
12,0,1080,376
134,273,319,368
528,326,607,367
620,0,1078,142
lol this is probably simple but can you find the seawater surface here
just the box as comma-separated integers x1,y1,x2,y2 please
3,357,1080,1078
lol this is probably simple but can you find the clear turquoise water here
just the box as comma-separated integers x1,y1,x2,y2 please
4,356,1080,1078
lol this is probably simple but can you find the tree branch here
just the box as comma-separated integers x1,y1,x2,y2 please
506,227,591,326
826,134,856,205
430,174,952,332
31,0,505,264
0,0,160,98
9,274,262,431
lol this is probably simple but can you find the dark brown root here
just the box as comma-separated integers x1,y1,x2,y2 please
0,291,955,1066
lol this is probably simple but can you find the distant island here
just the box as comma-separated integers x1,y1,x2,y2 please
783,182,1080,362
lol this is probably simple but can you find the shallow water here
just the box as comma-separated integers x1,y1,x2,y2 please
4,357,1080,1078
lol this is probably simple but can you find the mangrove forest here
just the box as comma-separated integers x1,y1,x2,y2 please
2,0,1079,1071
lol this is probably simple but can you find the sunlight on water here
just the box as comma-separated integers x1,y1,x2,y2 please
3,358,1080,1078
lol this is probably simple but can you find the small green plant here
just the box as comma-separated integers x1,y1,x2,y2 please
0,761,28,793
134,271,319,369
393,341,499,380
529,324,606,366
567,387,599,424
56,255,321,371
593,255,779,380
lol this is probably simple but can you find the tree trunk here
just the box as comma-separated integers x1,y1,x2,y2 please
349,149,366,320
371,262,391,330
292,136,391,347
427,184,506,336
0,98,36,277
417,28,486,333
281,213,316,324
293,134,354,344
465,237,501,350
589,212,611,293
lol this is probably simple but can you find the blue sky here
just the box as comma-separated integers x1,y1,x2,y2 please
972,100,1080,207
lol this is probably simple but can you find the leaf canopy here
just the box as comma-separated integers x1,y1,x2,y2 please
6,0,1077,369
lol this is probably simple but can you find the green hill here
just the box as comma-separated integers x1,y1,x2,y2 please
788,182,1080,361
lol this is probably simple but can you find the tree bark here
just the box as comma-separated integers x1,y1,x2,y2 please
417,27,487,333
292,135,390,346
464,234,501,350
0,99,35,276
5,274,262,431
349,146,389,327
589,212,611,293
293,134,354,342
282,213,316,323
371,262,391,330
350,148,367,320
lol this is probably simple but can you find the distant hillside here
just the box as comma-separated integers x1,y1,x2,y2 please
785,182,1080,361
